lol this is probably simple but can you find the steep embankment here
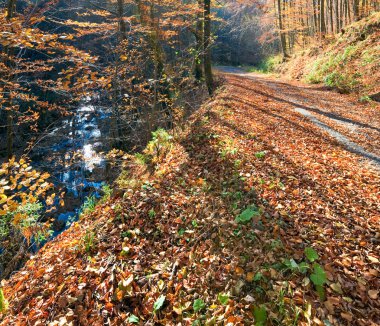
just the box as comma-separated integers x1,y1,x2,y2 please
1,73,380,325
277,12,380,99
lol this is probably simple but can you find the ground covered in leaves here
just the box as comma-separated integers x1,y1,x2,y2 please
1,73,379,325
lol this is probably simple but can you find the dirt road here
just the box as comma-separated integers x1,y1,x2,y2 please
217,67,380,170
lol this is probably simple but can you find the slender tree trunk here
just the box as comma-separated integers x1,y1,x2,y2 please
203,0,213,95
194,0,203,81
110,0,127,148
361,0,366,17
7,0,16,18
277,0,289,59
316,0,321,32
5,0,16,159
117,0,127,40
320,0,326,33
335,0,340,31
312,0,319,34
344,0,348,25
329,0,334,33
353,0,359,20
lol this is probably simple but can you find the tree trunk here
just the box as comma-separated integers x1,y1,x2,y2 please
5,0,16,159
7,0,16,19
353,0,359,20
277,0,289,59
203,0,213,95
117,0,127,40
312,0,319,33
335,0,340,31
320,0,326,33
329,0,334,33
194,0,203,81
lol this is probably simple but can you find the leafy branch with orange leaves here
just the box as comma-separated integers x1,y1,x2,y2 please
0,157,60,278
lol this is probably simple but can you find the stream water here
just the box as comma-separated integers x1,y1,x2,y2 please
30,97,113,236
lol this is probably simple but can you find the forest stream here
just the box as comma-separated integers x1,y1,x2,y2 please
29,98,113,236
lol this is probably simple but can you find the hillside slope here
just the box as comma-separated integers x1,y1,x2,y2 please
1,73,380,325
277,12,380,98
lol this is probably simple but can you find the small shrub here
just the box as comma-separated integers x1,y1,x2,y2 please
100,184,112,203
359,95,372,103
249,55,282,73
218,138,238,159
255,151,266,159
145,128,173,162
80,195,97,217
134,153,148,165
148,208,156,218
83,230,96,253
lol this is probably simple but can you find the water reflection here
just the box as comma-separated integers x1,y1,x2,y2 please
82,144,103,171
30,99,111,235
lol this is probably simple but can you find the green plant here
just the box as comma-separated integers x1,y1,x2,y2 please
255,151,266,159
148,208,156,218
142,181,154,190
193,298,206,312
192,220,198,228
248,55,282,73
217,293,229,305
304,247,319,262
121,230,132,238
83,230,95,253
253,306,267,325
270,239,284,250
234,159,242,168
153,294,166,312
253,272,264,282
99,184,112,203
310,263,327,300
283,258,309,274
218,138,238,159
359,95,372,103
145,129,173,161
281,247,326,299
236,206,261,223
128,314,139,323
0,288,8,313
178,228,186,236
134,152,148,165
80,195,97,216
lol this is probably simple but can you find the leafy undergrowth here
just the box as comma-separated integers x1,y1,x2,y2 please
277,12,380,98
1,75,380,326
245,56,283,74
